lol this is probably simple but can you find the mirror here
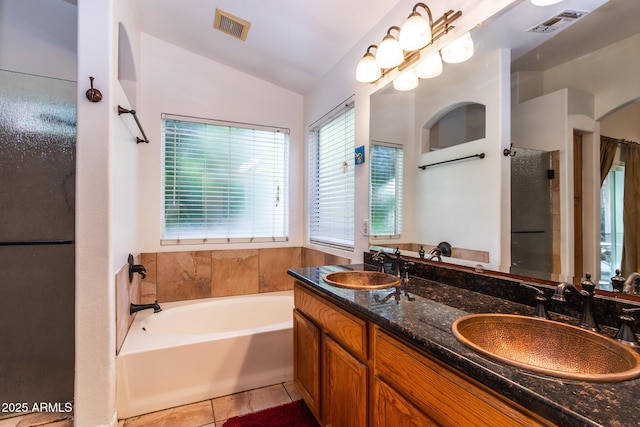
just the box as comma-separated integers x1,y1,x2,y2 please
369,0,640,299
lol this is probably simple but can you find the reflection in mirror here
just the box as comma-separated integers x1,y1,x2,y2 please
369,0,640,302
510,148,559,281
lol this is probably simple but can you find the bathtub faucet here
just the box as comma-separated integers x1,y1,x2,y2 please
130,300,162,315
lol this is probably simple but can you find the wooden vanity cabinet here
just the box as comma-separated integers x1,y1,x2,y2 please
294,283,368,427
373,327,554,427
293,282,555,427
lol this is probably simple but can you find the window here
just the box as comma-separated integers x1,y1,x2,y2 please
161,114,289,244
308,100,355,250
370,142,403,237
600,164,624,283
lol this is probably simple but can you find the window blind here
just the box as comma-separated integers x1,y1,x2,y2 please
308,101,355,250
161,113,289,244
369,142,403,237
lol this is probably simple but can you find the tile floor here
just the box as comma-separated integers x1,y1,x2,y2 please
0,382,301,427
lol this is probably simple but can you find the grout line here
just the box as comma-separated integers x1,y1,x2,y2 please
282,382,294,401
210,398,217,424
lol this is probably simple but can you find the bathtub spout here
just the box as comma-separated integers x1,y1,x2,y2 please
130,300,162,315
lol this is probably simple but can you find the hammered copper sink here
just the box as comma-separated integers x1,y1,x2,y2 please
452,314,640,382
323,271,400,289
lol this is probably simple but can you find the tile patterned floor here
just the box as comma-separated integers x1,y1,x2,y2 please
0,382,300,427
119,382,301,427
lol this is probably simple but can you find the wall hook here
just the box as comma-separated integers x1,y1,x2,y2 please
503,143,517,157
85,76,103,103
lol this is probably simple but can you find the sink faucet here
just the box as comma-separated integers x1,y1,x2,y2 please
614,307,640,347
520,283,550,319
623,272,640,294
130,300,162,315
551,273,600,332
426,241,452,261
372,247,403,278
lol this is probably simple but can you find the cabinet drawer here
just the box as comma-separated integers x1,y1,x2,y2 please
295,283,367,360
374,327,554,427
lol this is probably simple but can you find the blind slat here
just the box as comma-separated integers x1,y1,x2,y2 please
162,116,289,243
309,104,355,250
370,143,403,237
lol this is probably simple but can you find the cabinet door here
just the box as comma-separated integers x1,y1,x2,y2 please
372,376,438,427
323,335,368,427
293,309,320,419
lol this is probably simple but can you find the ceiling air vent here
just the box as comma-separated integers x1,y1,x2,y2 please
528,9,589,34
213,8,251,41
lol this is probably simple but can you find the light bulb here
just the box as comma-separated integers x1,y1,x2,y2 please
399,12,432,51
393,69,418,91
415,51,442,79
356,52,381,83
441,32,474,64
376,34,404,69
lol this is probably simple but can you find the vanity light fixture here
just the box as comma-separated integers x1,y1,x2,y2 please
356,45,382,83
399,3,433,51
355,2,468,90
415,51,443,79
440,31,474,64
375,26,404,69
393,69,419,91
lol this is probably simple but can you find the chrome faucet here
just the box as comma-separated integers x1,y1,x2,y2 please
130,300,162,315
551,273,599,332
623,272,640,294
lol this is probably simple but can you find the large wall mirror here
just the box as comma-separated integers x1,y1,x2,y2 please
369,0,640,300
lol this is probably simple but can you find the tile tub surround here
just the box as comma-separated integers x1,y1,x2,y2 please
139,248,350,304
116,248,349,353
288,263,640,427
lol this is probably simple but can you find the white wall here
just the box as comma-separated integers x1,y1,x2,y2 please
76,0,143,425
512,31,640,282
543,33,640,121
0,1,135,425
304,0,516,264
136,34,304,253
0,0,77,80
413,49,511,271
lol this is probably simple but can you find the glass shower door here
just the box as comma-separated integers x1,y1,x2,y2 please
0,69,75,416
510,147,554,280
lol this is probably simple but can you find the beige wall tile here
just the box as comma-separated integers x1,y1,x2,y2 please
324,253,351,266
301,248,325,267
258,247,301,292
140,252,157,304
116,255,140,355
211,250,259,297
157,251,212,302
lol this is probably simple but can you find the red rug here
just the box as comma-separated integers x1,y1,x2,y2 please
223,400,320,427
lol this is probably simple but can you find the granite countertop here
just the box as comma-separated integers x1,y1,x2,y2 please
288,264,640,427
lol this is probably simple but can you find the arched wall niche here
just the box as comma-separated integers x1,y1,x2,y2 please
421,102,487,153
118,22,137,108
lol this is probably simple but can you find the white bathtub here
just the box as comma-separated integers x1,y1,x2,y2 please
116,291,294,419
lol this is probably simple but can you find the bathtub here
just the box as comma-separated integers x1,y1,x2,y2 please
116,290,294,419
